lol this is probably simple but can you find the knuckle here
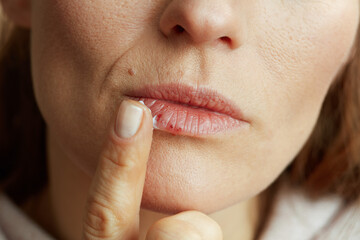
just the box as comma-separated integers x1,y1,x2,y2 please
102,152,137,173
101,139,139,171
83,199,125,239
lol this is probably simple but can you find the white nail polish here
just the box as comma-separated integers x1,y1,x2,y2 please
115,100,143,138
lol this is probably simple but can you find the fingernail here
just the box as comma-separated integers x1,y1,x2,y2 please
115,100,143,138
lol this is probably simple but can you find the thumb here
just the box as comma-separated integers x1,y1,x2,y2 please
82,99,153,240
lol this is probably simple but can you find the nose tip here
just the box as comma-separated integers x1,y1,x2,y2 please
159,0,242,49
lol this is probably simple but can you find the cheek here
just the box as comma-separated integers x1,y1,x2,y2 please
255,1,359,128
31,0,155,80
30,0,157,173
238,1,360,189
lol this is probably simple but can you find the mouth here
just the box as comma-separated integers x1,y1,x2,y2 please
125,84,249,137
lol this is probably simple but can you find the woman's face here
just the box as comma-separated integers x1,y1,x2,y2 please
30,0,359,213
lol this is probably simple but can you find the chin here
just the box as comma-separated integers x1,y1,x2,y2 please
137,130,267,215
140,184,233,215
139,156,252,215
140,176,259,215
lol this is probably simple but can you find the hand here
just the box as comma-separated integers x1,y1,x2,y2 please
82,100,223,240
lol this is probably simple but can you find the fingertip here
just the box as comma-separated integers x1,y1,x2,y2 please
115,100,144,138
115,100,153,140
135,100,153,125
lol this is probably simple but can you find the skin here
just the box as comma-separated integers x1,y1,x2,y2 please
1,0,359,239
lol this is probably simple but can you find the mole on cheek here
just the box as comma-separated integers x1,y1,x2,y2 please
128,68,135,76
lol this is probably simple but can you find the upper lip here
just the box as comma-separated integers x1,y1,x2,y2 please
125,83,246,122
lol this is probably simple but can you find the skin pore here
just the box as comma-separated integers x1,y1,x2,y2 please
1,0,359,239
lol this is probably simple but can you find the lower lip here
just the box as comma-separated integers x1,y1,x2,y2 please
133,97,247,137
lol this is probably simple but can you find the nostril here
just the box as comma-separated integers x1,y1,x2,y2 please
220,36,231,45
173,25,185,34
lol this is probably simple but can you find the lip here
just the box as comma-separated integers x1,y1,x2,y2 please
126,84,249,137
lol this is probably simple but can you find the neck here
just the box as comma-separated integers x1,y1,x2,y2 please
22,131,260,240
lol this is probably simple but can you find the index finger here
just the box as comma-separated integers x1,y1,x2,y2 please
82,100,153,240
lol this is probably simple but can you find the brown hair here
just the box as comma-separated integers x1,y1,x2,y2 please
0,10,360,238
291,32,360,203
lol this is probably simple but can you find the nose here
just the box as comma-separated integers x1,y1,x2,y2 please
159,0,243,49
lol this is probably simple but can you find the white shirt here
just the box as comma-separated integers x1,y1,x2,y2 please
0,183,359,240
